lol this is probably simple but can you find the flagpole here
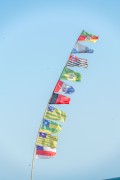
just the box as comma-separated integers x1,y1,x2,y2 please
30,34,79,180
31,151,35,180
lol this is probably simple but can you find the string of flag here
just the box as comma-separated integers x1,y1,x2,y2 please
31,30,99,180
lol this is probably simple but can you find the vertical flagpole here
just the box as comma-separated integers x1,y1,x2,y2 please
30,33,79,180
31,151,35,180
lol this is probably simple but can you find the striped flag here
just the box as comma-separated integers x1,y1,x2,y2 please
67,54,88,68
35,145,56,158
40,119,62,134
44,105,66,122
36,132,58,148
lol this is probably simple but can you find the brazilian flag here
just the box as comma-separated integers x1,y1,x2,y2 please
60,68,82,82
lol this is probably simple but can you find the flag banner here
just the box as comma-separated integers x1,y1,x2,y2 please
60,67,81,82
40,119,62,134
72,43,94,53
30,30,99,180
49,93,70,104
54,80,75,94
77,30,98,43
67,54,88,68
36,132,58,148
35,145,56,158
44,105,66,122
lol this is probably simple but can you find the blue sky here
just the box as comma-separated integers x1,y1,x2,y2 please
0,1,120,180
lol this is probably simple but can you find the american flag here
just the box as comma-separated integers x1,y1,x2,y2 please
67,54,88,68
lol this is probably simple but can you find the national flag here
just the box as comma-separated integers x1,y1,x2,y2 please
67,54,88,68
36,132,58,148
77,30,98,43
44,105,66,122
69,54,79,62
54,80,75,94
35,145,56,158
40,119,62,134
49,93,70,104
60,67,81,82
72,43,94,53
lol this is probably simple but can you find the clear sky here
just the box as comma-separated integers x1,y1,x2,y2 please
0,1,120,180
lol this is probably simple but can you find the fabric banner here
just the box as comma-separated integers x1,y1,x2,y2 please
60,67,81,82
49,93,70,104
35,145,56,158
33,30,98,163
40,119,62,134
72,43,94,53
77,30,98,42
67,54,88,68
36,132,58,149
54,80,75,94
44,105,66,122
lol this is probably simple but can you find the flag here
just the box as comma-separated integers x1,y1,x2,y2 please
49,93,70,104
35,145,56,158
67,54,88,68
36,132,58,148
72,43,94,53
44,105,66,122
69,54,79,62
77,30,98,42
60,67,81,82
40,119,62,134
54,80,75,94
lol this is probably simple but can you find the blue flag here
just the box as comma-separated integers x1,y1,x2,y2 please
72,43,94,53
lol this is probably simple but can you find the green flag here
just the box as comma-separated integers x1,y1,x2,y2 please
60,68,81,82
44,105,66,122
40,119,62,134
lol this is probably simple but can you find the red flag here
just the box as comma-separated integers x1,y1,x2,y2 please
77,30,98,42
36,145,56,158
49,93,70,104
54,80,75,94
